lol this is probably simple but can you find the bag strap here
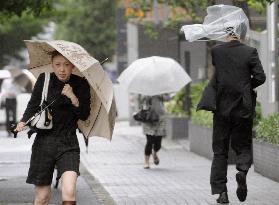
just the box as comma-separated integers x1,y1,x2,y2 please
40,72,50,105
44,72,50,102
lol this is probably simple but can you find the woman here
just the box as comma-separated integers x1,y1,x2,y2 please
141,95,166,169
14,50,91,205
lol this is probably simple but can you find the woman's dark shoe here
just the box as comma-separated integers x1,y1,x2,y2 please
236,171,247,202
216,192,229,204
153,153,160,165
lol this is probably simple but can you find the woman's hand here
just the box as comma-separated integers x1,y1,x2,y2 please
62,84,79,107
15,121,27,132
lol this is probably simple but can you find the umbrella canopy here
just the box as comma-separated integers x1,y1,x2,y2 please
181,4,249,42
0,70,12,79
0,67,36,92
117,56,192,96
13,69,36,93
24,40,116,141
0,66,22,79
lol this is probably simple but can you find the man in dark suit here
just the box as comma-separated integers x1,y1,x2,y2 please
210,25,266,203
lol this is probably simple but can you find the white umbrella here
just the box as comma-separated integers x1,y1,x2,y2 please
0,66,22,79
118,56,191,96
0,67,36,92
181,4,249,42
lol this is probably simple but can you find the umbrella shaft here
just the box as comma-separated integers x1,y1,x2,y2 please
26,98,57,124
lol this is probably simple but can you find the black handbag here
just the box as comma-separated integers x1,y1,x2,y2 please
196,79,216,112
133,108,159,123
133,97,159,123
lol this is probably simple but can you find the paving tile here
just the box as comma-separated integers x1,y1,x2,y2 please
81,121,279,205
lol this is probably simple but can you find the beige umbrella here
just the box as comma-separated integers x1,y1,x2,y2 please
24,40,116,141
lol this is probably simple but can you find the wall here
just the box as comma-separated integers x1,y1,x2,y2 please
137,24,179,61
113,84,129,120
116,8,128,76
179,41,207,83
249,30,279,116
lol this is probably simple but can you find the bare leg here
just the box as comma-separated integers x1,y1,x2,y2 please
61,171,78,202
144,155,150,169
34,185,51,205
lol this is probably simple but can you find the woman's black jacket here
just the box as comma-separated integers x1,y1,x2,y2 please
21,72,91,137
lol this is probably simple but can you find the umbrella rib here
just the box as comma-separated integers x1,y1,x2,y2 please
29,63,51,69
86,103,103,139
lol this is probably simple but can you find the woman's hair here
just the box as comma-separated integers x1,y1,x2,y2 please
50,50,63,62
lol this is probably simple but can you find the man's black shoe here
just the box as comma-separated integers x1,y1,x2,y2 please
236,171,247,202
216,192,229,204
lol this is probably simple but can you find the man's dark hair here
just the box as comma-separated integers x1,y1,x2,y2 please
225,22,247,40
225,26,237,37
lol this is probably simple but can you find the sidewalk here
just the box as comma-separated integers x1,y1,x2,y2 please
81,121,279,205
0,130,101,205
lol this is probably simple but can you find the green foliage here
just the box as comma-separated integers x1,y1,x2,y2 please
0,0,58,67
143,22,159,40
254,102,262,126
256,113,279,144
0,11,48,67
190,81,213,128
0,0,116,67
165,88,188,117
247,0,270,13
126,0,208,26
54,0,116,61
126,0,273,38
0,0,53,20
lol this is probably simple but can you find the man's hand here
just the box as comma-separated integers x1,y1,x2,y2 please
62,84,79,107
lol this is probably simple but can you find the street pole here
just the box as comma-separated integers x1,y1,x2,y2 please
153,0,159,25
267,1,278,110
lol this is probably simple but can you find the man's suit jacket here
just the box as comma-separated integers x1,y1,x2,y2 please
209,40,266,119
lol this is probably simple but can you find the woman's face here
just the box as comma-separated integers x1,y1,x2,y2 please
52,54,74,82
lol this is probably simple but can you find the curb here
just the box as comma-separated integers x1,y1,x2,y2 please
80,163,116,205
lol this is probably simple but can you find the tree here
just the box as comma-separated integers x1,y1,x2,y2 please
54,0,116,61
124,0,274,27
0,12,48,67
0,0,54,67
0,0,53,18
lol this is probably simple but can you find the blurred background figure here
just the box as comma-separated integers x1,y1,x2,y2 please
118,56,191,169
0,65,35,136
141,94,168,169
1,79,21,136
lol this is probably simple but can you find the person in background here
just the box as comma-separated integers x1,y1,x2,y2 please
1,77,22,136
141,95,167,169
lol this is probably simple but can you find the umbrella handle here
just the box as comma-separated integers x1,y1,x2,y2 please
100,58,109,65
10,123,18,138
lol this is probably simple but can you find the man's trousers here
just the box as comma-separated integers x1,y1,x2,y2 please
210,114,253,194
